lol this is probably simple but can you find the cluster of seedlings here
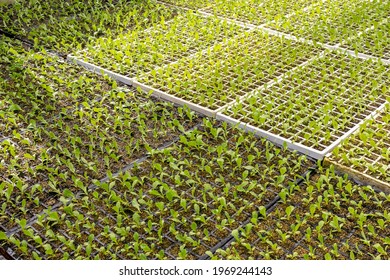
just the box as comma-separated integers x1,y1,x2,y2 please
0,37,200,234
1,118,313,259
0,0,177,53
210,166,390,260
268,0,389,46
138,30,322,110
223,51,390,151
74,11,245,78
0,0,389,260
329,103,390,189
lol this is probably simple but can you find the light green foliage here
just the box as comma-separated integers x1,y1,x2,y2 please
331,103,390,183
210,167,390,260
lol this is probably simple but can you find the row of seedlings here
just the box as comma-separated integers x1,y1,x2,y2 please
0,0,178,53
0,37,201,235
266,0,390,46
71,11,247,79
208,166,390,259
137,30,323,114
220,51,390,159
0,119,315,259
327,103,390,192
200,0,318,26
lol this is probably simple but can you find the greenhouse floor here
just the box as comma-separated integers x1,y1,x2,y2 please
0,0,389,259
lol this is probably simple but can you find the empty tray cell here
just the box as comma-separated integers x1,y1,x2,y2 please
267,0,389,45
342,21,390,61
329,103,390,189
222,51,390,155
137,30,322,111
202,0,318,26
73,12,245,78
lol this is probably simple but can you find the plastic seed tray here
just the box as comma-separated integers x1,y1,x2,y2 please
70,12,246,78
327,103,390,192
200,0,318,26
0,121,314,259
219,51,390,159
210,167,390,260
266,0,390,45
341,21,390,62
136,30,322,114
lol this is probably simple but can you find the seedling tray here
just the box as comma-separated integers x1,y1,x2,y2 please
209,167,390,260
0,120,315,259
70,28,322,116
266,0,390,45
219,51,390,159
341,20,390,62
200,0,318,26
326,104,390,193
71,26,388,161
136,30,322,112
71,12,247,78
199,164,318,259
